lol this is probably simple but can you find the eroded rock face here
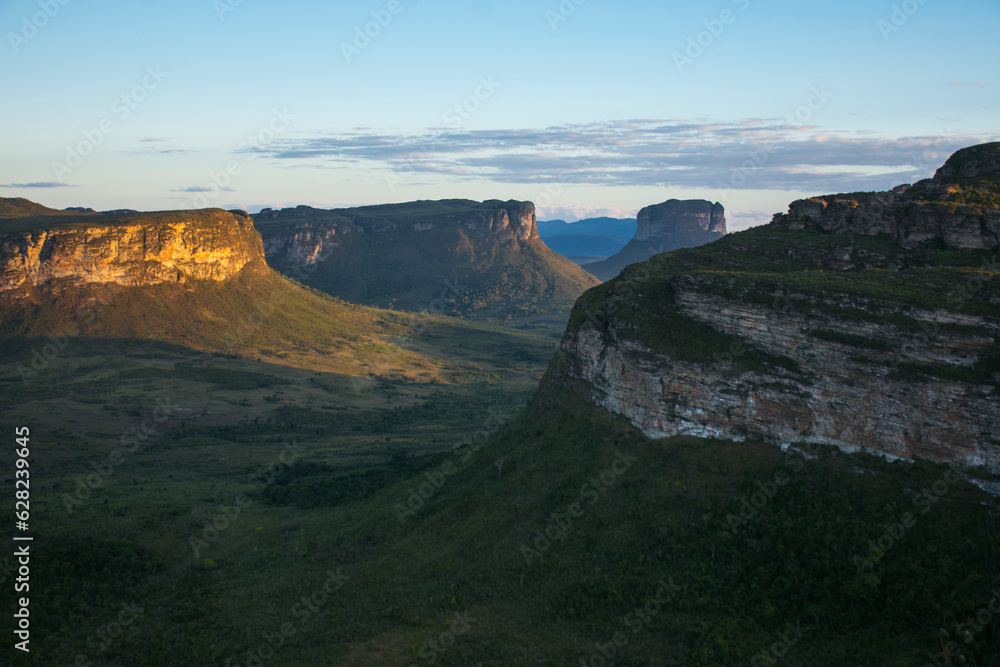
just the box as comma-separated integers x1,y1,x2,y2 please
563,288,1000,472
587,199,726,280
456,200,539,248
558,144,1000,472
777,143,1000,251
634,199,726,246
0,208,264,296
258,199,539,267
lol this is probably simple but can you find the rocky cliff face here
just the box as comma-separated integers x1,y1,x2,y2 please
557,144,1000,473
779,143,1000,251
258,199,539,269
254,199,596,321
0,206,265,297
634,199,726,244
587,199,726,280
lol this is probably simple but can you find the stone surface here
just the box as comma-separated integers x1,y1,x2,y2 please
776,142,1000,251
587,199,727,280
563,287,999,472
557,144,1000,473
0,207,265,296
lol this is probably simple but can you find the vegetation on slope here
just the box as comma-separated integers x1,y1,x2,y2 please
254,200,599,328
3,347,997,666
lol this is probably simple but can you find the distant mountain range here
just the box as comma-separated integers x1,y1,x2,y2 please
536,217,636,264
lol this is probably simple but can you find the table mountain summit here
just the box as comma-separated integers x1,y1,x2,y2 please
586,199,727,280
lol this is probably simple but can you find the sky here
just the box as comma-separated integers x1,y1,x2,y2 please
0,0,997,229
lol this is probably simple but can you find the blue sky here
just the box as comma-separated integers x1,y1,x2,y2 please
0,0,997,228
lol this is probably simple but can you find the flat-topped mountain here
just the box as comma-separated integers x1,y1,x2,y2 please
586,199,727,280
553,144,1000,472
0,199,499,380
254,198,599,325
780,142,1000,251
0,206,264,296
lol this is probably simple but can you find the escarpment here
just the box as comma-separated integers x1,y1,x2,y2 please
587,199,727,280
254,199,597,321
556,144,1000,472
0,206,265,297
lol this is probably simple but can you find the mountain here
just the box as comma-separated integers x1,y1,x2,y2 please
536,217,637,265
0,207,264,294
556,143,1000,472
586,199,727,280
254,199,599,326
539,233,633,262
0,197,89,219
0,200,534,380
537,217,637,238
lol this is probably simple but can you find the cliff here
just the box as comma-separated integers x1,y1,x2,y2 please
254,199,598,323
778,142,1000,251
0,206,266,297
556,144,1000,472
587,199,726,280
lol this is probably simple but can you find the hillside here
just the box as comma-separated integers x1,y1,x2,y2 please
559,143,1000,472
254,199,599,327
587,199,727,280
0,197,89,219
0,202,553,381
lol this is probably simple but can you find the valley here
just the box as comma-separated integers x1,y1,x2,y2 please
0,144,998,666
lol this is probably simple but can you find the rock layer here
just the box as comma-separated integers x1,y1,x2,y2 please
557,143,1000,473
587,199,726,280
777,143,1000,251
254,199,597,320
0,208,264,296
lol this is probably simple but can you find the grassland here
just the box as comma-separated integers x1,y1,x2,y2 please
1,337,998,666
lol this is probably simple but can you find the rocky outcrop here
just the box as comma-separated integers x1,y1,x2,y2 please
556,144,1000,473
587,199,726,280
454,200,539,248
777,143,1000,251
633,200,726,244
563,286,999,472
254,199,596,321
0,206,265,296
258,199,539,268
